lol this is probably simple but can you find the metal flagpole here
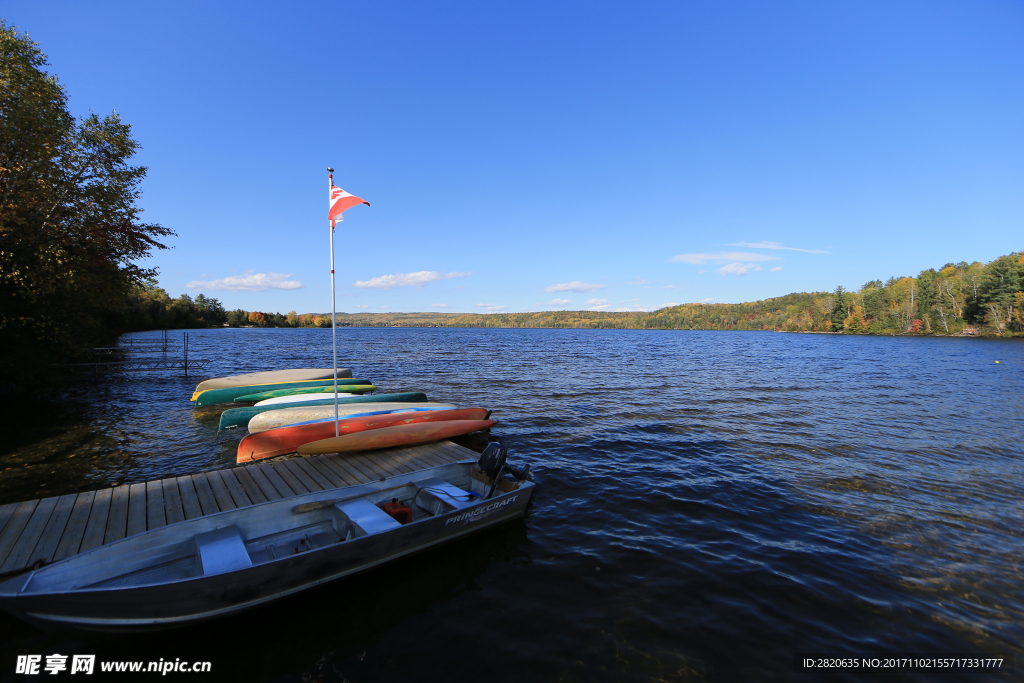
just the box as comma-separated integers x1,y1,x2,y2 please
328,167,340,437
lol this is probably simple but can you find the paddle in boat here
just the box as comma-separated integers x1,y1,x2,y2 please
0,446,533,632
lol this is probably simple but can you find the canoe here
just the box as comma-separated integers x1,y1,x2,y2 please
247,403,456,433
237,408,492,463
193,378,370,408
252,390,381,407
218,392,429,431
233,385,378,402
298,419,498,455
192,368,352,397
0,457,534,632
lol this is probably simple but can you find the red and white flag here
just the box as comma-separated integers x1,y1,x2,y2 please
329,185,369,227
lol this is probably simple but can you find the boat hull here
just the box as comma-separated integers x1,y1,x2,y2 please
218,393,429,431
193,378,369,408
246,403,456,433
233,385,376,402
297,420,498,455
0,469,532,632
192,369,352,397
237,408,491,463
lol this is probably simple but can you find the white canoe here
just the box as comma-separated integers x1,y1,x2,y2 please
247,402,456,433
194,369,352,393
254,393,358,407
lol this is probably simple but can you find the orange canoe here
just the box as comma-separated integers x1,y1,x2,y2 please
236,408,491,463
296,419,498,455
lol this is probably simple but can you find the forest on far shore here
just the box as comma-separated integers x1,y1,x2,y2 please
129,250,1023,336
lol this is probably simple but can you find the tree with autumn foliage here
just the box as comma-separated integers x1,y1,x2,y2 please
0,24,174,385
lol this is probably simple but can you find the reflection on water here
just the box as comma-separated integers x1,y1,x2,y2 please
0,328,1021,681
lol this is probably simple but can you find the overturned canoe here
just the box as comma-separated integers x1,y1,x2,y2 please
192,368,352,398
253,390,378,407
236,408,492,463
297,419,497,455
194,378,370,408
218,392,429,431
247,403,456,433
233,384,377,402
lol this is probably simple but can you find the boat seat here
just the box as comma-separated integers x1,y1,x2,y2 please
194,526,252,576
415,478,477,511
334,498,403,535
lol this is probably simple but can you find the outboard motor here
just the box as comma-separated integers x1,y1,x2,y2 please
477,442,531,499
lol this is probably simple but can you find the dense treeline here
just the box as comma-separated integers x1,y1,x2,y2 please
1,25,173,386
180,250,1021,336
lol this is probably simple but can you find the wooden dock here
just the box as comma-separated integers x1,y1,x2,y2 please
0,440,476,578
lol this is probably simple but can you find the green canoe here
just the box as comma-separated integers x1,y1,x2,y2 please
217,392,429,431
234,385,378,402
193,379,371,408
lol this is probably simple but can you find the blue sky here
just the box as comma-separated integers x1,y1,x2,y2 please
5,1,1022,314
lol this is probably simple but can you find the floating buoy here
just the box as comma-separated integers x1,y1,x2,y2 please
995,360,1000,364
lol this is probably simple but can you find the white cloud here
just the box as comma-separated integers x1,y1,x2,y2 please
700,297,715,303
586,298,608,305
662,285,686,290
589,304,611,311
430,303,450,308
545,281,607,293
186,272,303,292
625,279,650,286
669,251,778,264
353,271,472,289
538,298,572,307
770,266,783,273
476,303,505,312
727,241,829,254
717,263,761,276
355,305,370,308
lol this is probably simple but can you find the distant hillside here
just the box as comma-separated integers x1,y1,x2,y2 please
128,250,1022,335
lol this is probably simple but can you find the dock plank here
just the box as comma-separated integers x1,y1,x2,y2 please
255,462,299,497
176,476,204,520
0,500,41,570
280,460,322,492
204,471,238,511
243,465,283,501
229,467,265,505
348,454,395,480
126,483,147,537
334,454,379,482
315,456,364,489
190,473,220,515
1,497,58,573
52,492,95,562
323,454,372,485
302,456,345,488
145,480,166,530
29,494,78,567
79,487,114,553
0,502,21,538
266,462,309,495
411,443,455,466
104,485,130,544
370,449,418,474
160,479,184,525
310,455,359,486
292,458,334,490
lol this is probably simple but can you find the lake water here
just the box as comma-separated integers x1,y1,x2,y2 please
0,328,1021,682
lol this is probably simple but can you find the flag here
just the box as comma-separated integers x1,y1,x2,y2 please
329,185,369,227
